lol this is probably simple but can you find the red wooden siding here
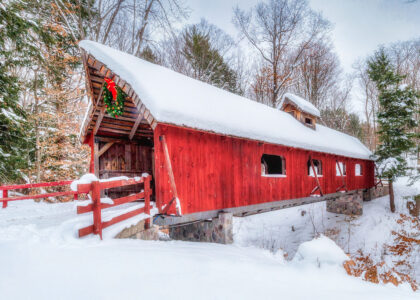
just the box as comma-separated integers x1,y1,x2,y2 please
154,123,375,215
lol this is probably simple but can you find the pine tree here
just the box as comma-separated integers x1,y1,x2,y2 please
1,0,91,185
22,0,91,185
368,49,418,212
0,1,39,183
182,26,239,93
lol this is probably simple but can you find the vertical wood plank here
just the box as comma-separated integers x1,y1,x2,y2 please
94,143,99,177
144,176,151,229
2,190,8,208
91,181,102,239
125,144,131,171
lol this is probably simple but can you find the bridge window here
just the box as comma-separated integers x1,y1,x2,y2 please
308,159,322,176
336,162,346,176
355,164,363,176
261,154,286,176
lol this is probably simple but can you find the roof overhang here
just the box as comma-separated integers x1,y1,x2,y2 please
79,49,157,143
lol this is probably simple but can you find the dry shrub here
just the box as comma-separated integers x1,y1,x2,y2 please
343,251,417,291
343,214,419,291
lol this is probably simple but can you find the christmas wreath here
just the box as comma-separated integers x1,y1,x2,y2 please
103,78,126,118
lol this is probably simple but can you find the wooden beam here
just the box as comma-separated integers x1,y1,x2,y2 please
129,113,144,140
94,136,152,145
309,156,323,196
93,106,106,135
335,160,348,192
98,142,114,157
154,191,358,226
94,80,104,108
82,51,95,103
160,135,181,215
94,143,99,177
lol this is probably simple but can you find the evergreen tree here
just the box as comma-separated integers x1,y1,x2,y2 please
0,1,39,183
1,0,91,184
368,49,418,212
182,26,239,93
346,113,364,141
22,0,92,185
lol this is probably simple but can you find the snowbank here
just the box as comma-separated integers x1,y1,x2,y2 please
292,235,349,266
0,200,417,300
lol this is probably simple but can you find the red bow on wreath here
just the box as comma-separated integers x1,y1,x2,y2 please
104,78,117,100
102,78,126,118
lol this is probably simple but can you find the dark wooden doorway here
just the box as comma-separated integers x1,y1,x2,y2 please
97,138,154,198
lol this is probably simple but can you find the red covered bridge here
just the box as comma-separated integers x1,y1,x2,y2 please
78,40,375,226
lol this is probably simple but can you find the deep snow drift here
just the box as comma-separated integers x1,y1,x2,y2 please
0,179,419,299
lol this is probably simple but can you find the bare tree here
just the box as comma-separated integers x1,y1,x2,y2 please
85,0,189,56
354,59,379,150
233,0,330,107
292,40,341,110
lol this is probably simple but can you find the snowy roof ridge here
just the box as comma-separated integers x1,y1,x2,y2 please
79,40,373,160
278,93,321,118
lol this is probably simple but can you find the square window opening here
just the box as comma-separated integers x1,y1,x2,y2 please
355,164,363,176
336,162,346,176
261,154,286,176
308,159,322,176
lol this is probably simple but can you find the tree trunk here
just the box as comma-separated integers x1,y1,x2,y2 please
389,179,395,213
408,195,420,217
33,70,41,183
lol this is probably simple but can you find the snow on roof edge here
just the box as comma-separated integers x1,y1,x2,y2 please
79,40,373,161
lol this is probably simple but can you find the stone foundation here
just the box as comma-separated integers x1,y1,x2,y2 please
326,191,363,216
363,186,389,201
115,219,159,240
169,212,233,244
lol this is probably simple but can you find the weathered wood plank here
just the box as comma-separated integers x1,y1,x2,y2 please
160,135,181,215
129,112,144,140
93,107,106,135
125,144,131,170
94,143,99,177
98,142,115,157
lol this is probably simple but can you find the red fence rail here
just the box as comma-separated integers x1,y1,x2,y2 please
0,180,78,208
76,175,152,239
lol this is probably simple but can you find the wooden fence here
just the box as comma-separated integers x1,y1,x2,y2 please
76,176,152,239
0,176,153,240
0,180,78,208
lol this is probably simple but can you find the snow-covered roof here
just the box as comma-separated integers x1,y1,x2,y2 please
278,93,321,118
79,40,372,160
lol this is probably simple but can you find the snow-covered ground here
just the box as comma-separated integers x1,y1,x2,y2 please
0,179,419,299
235,177,420,261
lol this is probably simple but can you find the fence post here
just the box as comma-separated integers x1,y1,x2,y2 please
1,189,8,208
91,180,103,239
144,176,151,229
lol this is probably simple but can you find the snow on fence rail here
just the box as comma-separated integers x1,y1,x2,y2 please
0,176,153,240
0,180,78,208
76,175,152,239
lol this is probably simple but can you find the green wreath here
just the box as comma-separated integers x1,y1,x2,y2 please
103,79,126,118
